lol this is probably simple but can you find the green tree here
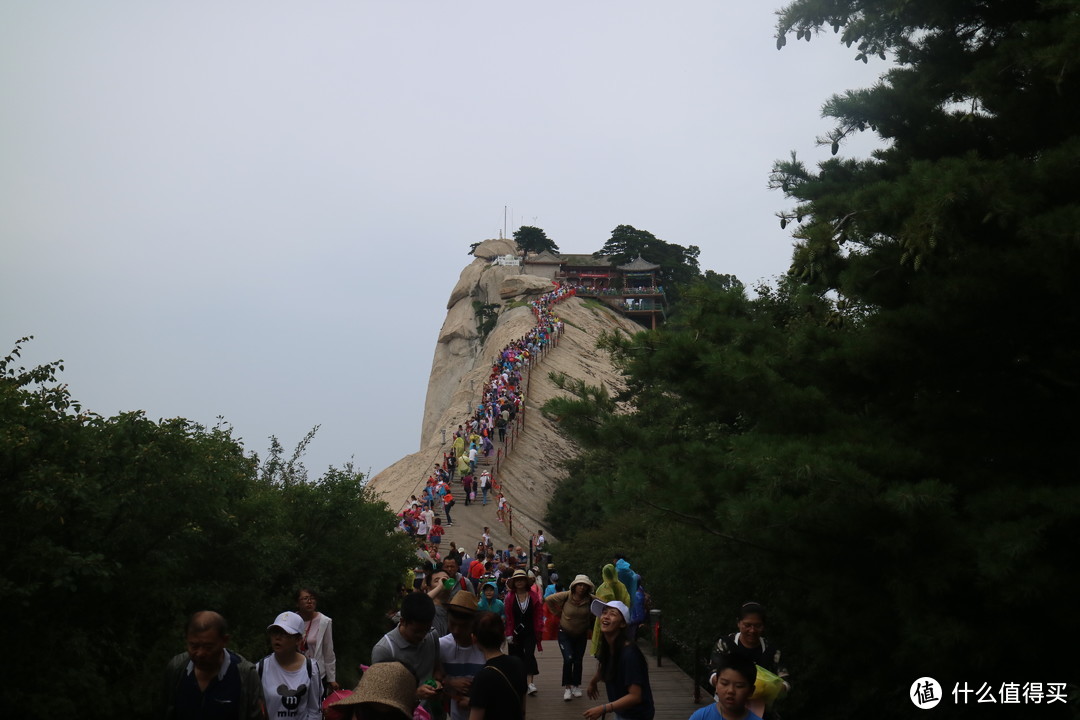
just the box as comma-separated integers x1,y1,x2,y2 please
512,225,559,260
0,337,414,718
472,300,500,342
700,270,744,294
543,2,1080,716
593,225,701,304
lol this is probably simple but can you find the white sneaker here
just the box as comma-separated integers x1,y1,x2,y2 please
528,683,538,695
563,688,572,701
571,686,583,698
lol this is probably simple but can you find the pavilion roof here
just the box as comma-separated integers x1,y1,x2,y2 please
616,255,661,271
558,253,614,268
526,250,562,264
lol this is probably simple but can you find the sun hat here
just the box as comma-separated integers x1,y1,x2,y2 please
509,568,529,587
329,662,417,719
267,611,304,636
590,599,630,624
569,574,594,592
447,590,479,616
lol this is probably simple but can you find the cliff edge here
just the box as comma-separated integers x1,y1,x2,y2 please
368,239,642,552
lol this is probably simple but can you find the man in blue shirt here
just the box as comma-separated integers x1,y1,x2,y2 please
161,610,266,720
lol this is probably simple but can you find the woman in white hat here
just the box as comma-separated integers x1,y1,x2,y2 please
544,574,596,701
260,611,323,720
584,600,654,720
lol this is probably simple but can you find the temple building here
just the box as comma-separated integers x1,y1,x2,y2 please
523,252,667,329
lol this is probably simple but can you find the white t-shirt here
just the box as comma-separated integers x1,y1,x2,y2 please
438,635,487,720
259,654,322,720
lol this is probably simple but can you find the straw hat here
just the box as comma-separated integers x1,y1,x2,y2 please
447,589,478,616
330,662,417,719
508,568,530,588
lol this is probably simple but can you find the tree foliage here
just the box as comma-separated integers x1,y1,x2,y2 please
0,338,414,718
543,2,1080,717
472,300,500,342
513,225,559,258
593,225,701,304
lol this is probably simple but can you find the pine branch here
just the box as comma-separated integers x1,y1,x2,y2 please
637,498,779,554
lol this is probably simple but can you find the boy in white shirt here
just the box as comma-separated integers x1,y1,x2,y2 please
438,593,485,720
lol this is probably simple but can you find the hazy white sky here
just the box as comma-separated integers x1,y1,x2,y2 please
1,1,886,476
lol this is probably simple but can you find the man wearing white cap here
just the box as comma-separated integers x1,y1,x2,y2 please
259,611,323,720
583,600,654,720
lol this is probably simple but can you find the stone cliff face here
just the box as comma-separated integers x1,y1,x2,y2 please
368,239,643,551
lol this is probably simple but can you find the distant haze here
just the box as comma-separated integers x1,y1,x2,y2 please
1,2,886,476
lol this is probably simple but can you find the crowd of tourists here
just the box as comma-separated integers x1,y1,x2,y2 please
564,284,665,297
394,283,572,574
161,590,790,720
159,281,792,720
161,554,790,720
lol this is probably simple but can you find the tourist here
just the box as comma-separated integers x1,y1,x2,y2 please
296,587,339,694
690,653,761,720
442,491,455,526
708,602,790,717
478,472,492,505
467,611,527,720
442,556,474,599
429,518,445,548
462,473,473,506
477,581,504,621
503,569,542,696
325,661,417,720
425,570,452,639
159,610,264,719
371,593,444,710
438,592,484,720
590,564,632,657
544,573,595,702
260,611,323,720
584,600,654,720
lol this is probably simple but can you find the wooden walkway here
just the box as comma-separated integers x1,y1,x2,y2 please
521,640,709,720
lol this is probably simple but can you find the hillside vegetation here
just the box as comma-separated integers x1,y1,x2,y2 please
542,0,1080,717
0,339,414,717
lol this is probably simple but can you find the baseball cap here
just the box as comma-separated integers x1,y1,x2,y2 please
590,599,630,624
268,611,304,635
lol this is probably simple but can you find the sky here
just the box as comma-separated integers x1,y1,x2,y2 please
1,1,888,477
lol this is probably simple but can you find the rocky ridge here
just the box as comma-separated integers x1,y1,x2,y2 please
368,239,643,553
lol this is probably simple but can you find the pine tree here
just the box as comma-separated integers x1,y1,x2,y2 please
512,225,559,260
544,3,1080,717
